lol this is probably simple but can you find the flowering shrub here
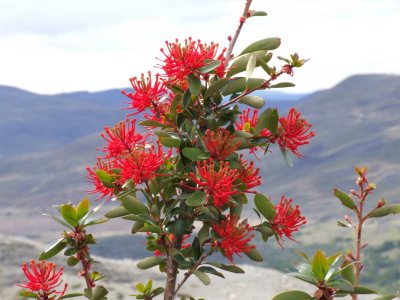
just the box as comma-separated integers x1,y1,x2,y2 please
17,1,399,300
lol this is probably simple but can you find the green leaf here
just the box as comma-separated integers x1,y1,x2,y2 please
144,279,153,293
192,269,211,285
374,295,397,300
137,225,161,234
198,59,221,73
370,204,400,217
139,120,167,128
329,279,354,292
96,169,115,188
182,89,192,108
280,146,294,168
165,219,192,235
333,188,356,209
19,291,39,298
246,54,257,79
49,215,74,230
192,237,202,261
341,261,356,285
137,256,165,270
239,37,281,55
227,51,267,77
121,194,149,215
182,147,210,161
131,221,144,234
92,285,108,300
244,247,263,262
104,206,131,218
39,238,67,260
59,293,86,299
206,262,245,273
272,290,313,300
222,77,266,96
159,137,181,148
254,193,276,220
350,286,379,294
238,95,265,109
311,250,329,281
198,223,210,245
204,78,229,99
188,74,201,96
135,282,145,293
270,82,295,88
76,198,90,220
61,204,78,227
255,108,279,135
251,11,268,17
197,266,225,278
67,256,80,266
337,220,353,228
186,190,207,207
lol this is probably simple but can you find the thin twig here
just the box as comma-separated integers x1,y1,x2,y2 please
225,0,253,62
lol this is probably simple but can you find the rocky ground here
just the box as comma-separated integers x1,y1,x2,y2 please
0,234,379,300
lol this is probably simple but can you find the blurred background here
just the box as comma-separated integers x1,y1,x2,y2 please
0,0,399,299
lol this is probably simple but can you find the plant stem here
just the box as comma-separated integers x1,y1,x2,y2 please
173,249,212,297
164,235,183,300
216,70,283,110
352,187,370,300
225,0,253,62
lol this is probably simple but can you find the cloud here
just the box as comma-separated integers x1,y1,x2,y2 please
0,0,399,94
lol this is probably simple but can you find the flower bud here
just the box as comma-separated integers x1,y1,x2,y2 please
377,198,386,208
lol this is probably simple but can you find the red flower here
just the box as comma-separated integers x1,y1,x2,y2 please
118,143,171,185
277,108,315,158
122,72,166,113
212,214,255,263
189,159,239,209
271,196,306,244
202,128,238,160
18,260,67,299
86,158,118,201
235,109,270,137
153,250,163,256
159,37,226,82
101,118,144,159
238,155,261,191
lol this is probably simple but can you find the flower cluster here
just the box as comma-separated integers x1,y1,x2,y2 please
189,159,239,209
87,119,171,200
277,108,315,158
212,214,255,262
271,196,306,244
160,37,227,82
19,260,67,299
202,128,238,160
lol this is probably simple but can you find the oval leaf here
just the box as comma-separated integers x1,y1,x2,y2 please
137,256,165,270
244,247,263,262
186,190,207,207
121,194,149,215
192,269,211,285
272,290,313,300
254,193,276,220
238,95,265,109
104,206,131,218
240,37,281,55
333,188,356,209
182,147,210,161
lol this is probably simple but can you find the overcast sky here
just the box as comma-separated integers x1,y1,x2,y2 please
0,0,399,94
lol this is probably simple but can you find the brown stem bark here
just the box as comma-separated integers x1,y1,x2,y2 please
225,0,253,62
164,235,183,300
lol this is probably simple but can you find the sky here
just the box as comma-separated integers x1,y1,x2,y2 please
0,0,399,95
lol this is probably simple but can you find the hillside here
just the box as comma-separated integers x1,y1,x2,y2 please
0,85,303,158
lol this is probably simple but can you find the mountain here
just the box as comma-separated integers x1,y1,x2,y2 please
259,74,400,223
0,85,304,158
0,75,399,233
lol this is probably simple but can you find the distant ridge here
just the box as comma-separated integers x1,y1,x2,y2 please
0,85,305,157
